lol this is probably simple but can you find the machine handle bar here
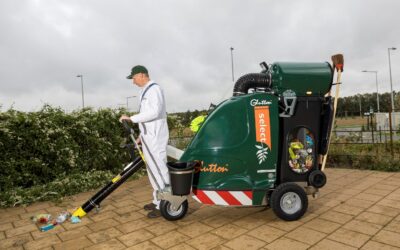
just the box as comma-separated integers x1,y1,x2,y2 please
122,119,134,135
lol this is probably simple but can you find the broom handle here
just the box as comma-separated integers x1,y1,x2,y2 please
321,69,342,171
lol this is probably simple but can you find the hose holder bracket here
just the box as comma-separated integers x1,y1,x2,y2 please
279,90,297,117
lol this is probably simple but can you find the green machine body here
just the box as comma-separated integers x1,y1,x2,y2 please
179,60,334,214
180,93,279,205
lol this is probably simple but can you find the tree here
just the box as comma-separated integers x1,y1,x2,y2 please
337,91,400,116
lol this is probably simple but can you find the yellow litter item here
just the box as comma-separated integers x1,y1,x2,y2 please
190,115,206,132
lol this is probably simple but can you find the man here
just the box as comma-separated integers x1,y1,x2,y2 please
119,65,169,218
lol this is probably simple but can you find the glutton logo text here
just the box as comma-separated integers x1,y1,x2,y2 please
250,99,272,106
195,163,229,173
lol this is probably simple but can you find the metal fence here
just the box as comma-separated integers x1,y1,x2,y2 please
331,127,400,160
332,129,399,144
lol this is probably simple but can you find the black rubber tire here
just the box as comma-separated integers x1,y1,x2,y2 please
270,183,308,221
160,200,188,221
266,190,273,208
308,170,327,188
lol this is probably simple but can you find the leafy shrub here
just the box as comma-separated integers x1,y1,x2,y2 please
0,105,135,207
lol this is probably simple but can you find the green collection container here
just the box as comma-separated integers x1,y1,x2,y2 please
270,62,333,96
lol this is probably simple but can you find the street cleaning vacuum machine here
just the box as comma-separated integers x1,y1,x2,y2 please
73,54,343,221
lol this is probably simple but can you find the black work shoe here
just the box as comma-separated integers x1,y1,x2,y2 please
147,209,161,219
143,203,157,211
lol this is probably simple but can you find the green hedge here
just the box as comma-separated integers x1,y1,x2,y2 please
0,105,137,207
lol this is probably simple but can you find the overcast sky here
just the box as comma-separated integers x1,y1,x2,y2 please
0,0,399,112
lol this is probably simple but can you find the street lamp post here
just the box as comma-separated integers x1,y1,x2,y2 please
362,70,380,112
126,96,137,112
76,74,85,108
388,47,396,111
230,47,235,82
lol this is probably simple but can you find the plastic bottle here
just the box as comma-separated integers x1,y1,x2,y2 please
40,223,55,232
55,211,71,224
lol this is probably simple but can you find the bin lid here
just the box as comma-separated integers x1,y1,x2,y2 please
167,161,197,171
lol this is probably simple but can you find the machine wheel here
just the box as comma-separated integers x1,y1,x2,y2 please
160,200,188,221
271,183,308,221
266,190,273,208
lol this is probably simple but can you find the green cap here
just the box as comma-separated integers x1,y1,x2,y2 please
126,65,148,79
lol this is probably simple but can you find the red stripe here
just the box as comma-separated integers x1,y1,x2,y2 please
217,191,242,205
243,191,253,200
193,189,214,205
336,64,343,71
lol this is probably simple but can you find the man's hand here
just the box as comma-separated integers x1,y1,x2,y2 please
135,137,141,145
119,115,131,123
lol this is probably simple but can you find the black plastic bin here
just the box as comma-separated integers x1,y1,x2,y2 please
167,161,196,195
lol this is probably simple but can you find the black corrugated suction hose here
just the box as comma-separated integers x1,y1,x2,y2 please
233,73,271,96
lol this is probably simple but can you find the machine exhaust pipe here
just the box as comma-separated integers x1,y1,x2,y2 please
233,73,271,96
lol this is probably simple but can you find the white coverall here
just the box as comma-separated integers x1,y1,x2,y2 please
130,80,169,209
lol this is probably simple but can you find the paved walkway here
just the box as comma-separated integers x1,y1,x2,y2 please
1,168,400,250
